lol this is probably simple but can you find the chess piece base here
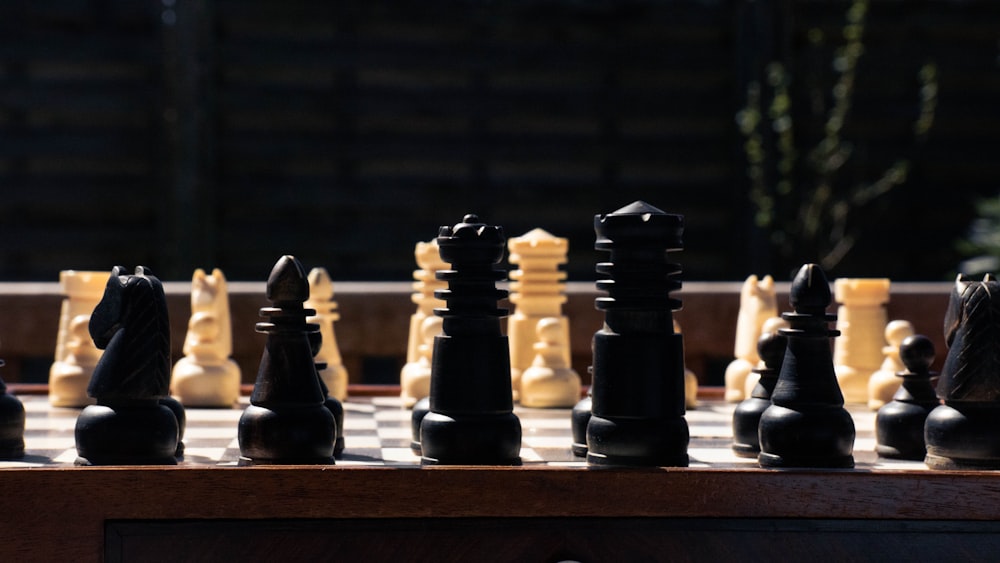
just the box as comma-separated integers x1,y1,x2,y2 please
925,403,1000,470
171,358,241,408
237,404,335,465
74,402,179,466
758,404,855,469
520,366,581,408
49,365,96,408
586,415,689,467
724,358,754,403
876,401,933,461
732,397,771,458
570,395,591,458
410,397,430,455
420,411,521,466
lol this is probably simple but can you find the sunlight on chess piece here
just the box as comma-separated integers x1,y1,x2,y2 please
171,268,241,407
867,320,916,411
520,317,581,408
306,267,349,401
744,316,789,398
724,275,777,402
401,240,448,390
49,270,106,407
673,319,699,409
508,229,569,403
834,278,890,403
400,315,440,408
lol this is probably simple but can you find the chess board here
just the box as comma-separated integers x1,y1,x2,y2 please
3,393,929,470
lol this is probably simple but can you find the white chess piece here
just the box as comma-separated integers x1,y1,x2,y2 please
49,270,106,407
724,275,777,402
834,278,890,403
171,268,241,407
401,240,447,402
306,267,349,401
520,317,581,408
508,229,570,403
867,320,916,410
400,315,441,408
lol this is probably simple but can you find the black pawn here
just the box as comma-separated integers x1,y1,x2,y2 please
732,331,786,458
925,275,1000,469
0,364,25,460
876,335,938,460
75,266,179,466
419,214,522,465
586,201,689,467
307,329,344,458
758,264,855,469
238,255,335,466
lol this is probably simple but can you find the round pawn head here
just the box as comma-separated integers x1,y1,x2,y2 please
789,264,833,315
900,335,935,375
266,256,310,305
885,320,915,348
757,331,787,372
535,317,563,344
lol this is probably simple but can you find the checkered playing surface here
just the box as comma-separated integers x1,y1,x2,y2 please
1,395,927,470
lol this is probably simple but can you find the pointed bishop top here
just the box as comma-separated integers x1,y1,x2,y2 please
789,263,832,314
267,255,310,304
308,267,333,302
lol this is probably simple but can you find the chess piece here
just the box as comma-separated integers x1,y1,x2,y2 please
508,228,570,402
758,263,855,469
570,389,591,457
308,329,345,459
520,317,581,408
732,330,786,458
400,315,441,408
306,267,349,401
587,201,689,467
75,267,180,466
171,268,242,407
238,255,335,466
867,320,916,410
49,270,106,407
673,319,699,409
833,278,891,403
876,335,939,460
419,214,522,465
400,240,448,403
410,396,430,455
724,275,777,402
925,275,1000,470
743,316,790,397
0,359,25,460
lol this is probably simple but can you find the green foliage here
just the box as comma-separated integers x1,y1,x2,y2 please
737,0,937,272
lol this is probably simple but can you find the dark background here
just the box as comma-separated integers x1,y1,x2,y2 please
1,0,997,283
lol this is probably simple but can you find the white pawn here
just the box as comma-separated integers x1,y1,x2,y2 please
867,320,916,410
520,317,581,408
306,267,349,401
171,268,241,407
400,315,441,408
724,275,777,402
49,270,106,407
744,316,791,398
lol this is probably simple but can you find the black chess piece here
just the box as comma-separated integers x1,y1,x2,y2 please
238,255,335,466
876,334,939,460
925,275,1000,469
570,389,591,458
160,395,187,458
419,214,522,465
757,263,855,469
0,362,25,460
410,396,429,455
75,266,180,466
586,201,689,467
309,329,345,459
732,330,786,458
